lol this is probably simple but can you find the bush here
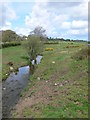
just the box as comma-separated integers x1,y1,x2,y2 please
45,48,54,51
1,42,21,48
45,41,59,44
68,42,73,45
24,35,43,62
65,45,80,48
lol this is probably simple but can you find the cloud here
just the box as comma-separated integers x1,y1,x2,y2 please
3,3,17,20
47,2,81,9
0,21,12,30
61,20,88,29
61,22,71,29
71,20,88,29
70,2,88,20
24,0,88,39
68,28,88,35
14,27,31,36
25,3,54,36
25,1,70,37
48,2,88,20
1,0,88,40
0,2,17,30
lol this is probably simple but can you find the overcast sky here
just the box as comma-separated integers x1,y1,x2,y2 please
0,0,89,40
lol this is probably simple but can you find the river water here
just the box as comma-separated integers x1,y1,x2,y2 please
2,55,42,118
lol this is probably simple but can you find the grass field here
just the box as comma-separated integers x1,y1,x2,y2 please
7,41,88,118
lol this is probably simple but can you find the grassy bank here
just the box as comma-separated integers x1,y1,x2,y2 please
2,45,28,80
11,41,88,118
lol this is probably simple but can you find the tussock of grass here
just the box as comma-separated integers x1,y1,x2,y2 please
72,47,90,60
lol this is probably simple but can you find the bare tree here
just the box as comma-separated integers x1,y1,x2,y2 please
30,26,47,41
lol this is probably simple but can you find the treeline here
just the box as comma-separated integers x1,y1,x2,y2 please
47,37,87,42
0,29,87,43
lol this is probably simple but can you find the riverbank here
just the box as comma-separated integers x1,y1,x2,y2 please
11,41,88,118
2,54,43,118
2,46,28,80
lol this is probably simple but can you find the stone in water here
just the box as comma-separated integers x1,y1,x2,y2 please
3,88,6,90
37,77,40,80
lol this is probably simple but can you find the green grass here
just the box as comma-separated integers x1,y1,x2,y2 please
15,41,88,118
2,41,88,118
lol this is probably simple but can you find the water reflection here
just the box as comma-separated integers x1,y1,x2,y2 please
32,55,42,65
2,55,42,118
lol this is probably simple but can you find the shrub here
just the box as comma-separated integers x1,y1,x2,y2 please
24,35,43,63
45,48,54,51
45,41,59,44
65,45,80,48
1,42,21,48
68,42,73,45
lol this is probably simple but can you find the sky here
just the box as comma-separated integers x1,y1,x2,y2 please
0,0,89,40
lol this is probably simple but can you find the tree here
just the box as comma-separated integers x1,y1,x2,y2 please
30,26,47,42
2,30,18,42
24,35,43,74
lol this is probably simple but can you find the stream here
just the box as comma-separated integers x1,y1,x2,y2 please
2,55,42,118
